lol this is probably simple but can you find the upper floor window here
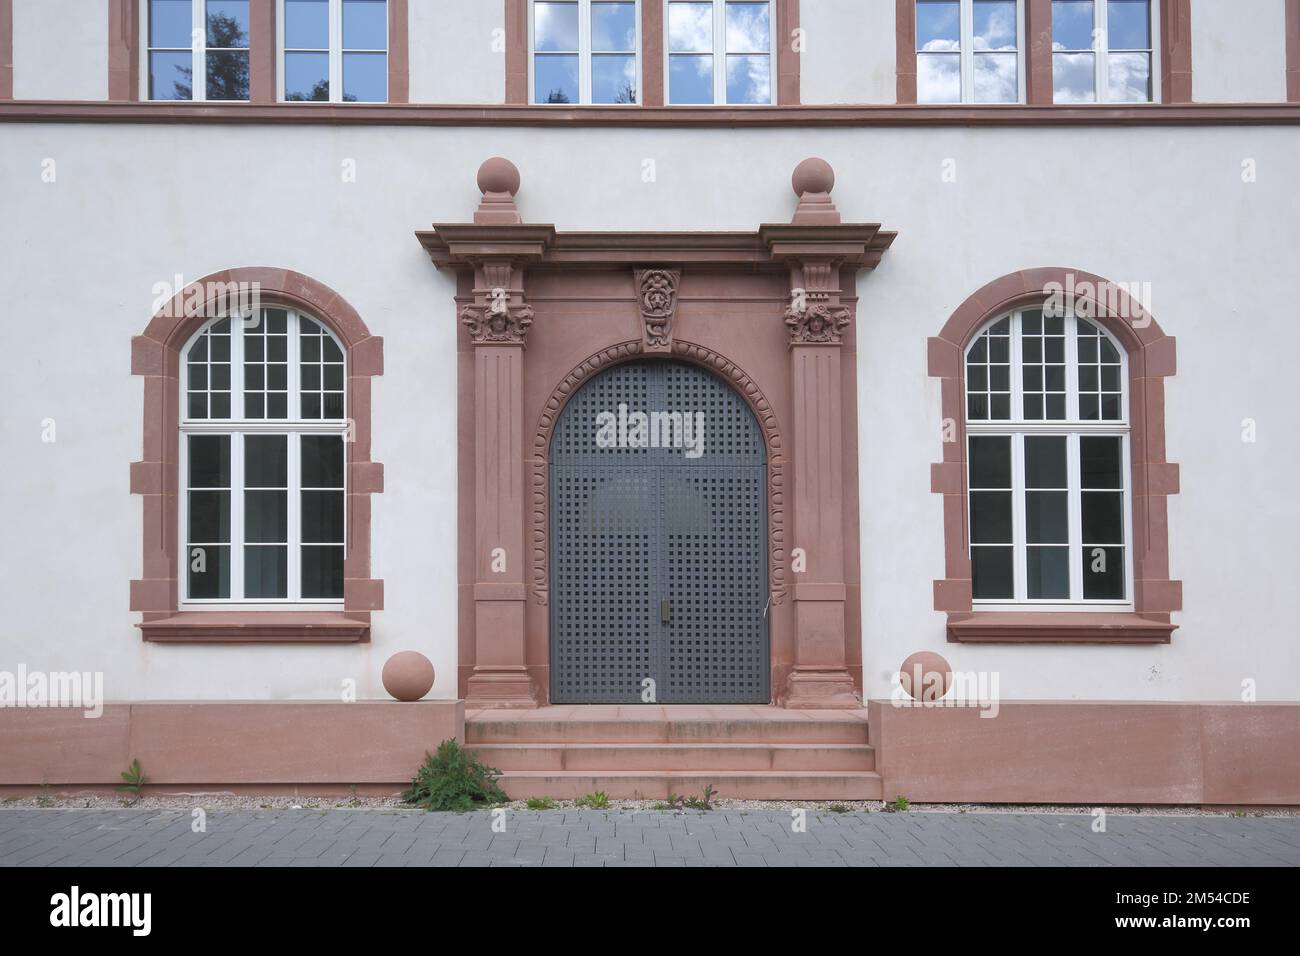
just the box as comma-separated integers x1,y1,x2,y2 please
147,0,251,101
280,0,388,103
1052,0,1154,103
667,1,774,105
965,310,1131,607
916,0,1022,104
181,309,347,605
531,1,640,104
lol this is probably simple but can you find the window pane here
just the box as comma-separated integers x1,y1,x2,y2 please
1053,52,1095,102
1107,0,1150,49
536,54,578,103
150,50,194,100
669,54,714,103
1052,0,1095,49
245,434,287,487
302,545,344,599
302,436,345,489
726,54,770,103
150,0,192,47
189,491,231,542
343,0,387,49
245,546,287,598
971,492,1012,543
1081,436,1123,489
1027,547,1070,599
206,1,249,47
206,50,250,100
973,1,1017,50
669,2,713,53
343,52,387,102
188,545,230,598
1082,491,1123,543
188,435,231,487
536,1,579,51
285,0,329,48
1082,546,1125,598
591,1,636,51
918,53,960,103
916,1,960,50
285,52,329,100
973,53,1017,103
302,491,345,543
968,436,1011,489
1026,491,1068,543
245,491,287,542
593,54,637,103
1107,52,1150,102
1024,436,1067,488
972,546,1013,599
726,2,770,54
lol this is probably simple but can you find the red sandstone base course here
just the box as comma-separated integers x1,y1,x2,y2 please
2,699,1298,804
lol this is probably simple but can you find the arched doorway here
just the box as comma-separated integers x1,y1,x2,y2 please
549,359,769,703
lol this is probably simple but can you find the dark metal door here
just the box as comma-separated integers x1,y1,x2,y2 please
549,360,768,703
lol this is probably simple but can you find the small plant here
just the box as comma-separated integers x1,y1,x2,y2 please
683,784,717,811
118,759,147,798
884,795,911,813
574,791,609,809
526,797,557,810
402,739,509,812
828,803,851,814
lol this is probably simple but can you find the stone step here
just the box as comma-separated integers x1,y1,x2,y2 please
466,714,869,745
494,770,883,801
469,742,876,773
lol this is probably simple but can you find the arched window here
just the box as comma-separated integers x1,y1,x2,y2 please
964,307,1130,606
180,308,348,605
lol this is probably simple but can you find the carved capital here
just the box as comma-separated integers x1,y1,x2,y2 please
784,302,851,345
635,268,680,352
462,300,534,345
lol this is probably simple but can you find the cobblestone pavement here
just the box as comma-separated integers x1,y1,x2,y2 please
2,809,1298,867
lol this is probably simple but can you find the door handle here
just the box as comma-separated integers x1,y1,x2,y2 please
661,599,671,623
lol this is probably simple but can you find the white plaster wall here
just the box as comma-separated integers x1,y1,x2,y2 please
11,0,109,101
1,122,1297,704
1191,0,1288,102
800,0,896,104
408,0,506,104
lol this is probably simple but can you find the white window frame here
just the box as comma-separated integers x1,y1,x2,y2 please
916,0,1026,105
276,0,389,104
178,310,348,609
529,0,643,105
142,0,252,102
965,310,1134,611
1052,0,1160,104
664,0,777,106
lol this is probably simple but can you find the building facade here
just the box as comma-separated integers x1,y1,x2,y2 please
1,0,1298,803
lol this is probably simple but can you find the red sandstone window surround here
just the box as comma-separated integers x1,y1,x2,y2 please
130,268,384,643
928,268,1181,644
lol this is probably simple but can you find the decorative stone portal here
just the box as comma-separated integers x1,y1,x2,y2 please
548,359,769,704
418,157,895,709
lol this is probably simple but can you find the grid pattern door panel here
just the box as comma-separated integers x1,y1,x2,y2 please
549,360,768,703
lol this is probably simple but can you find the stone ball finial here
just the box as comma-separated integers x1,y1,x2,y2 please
899,651,953,702
477,156,521,197
792,157,835,197
382,651,435,702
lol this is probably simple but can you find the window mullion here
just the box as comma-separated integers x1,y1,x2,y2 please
289,431,302,600
231,432,245,600
331,0,343,102
579,0,591,104
1122,432,1135,602
715,0,725,104
1010,310,1023,422
193,0,206,102
1095,0,1108,103
1011,432,1026,601
1067,431,1083,600
1065,313,1080,421
960,0,973,104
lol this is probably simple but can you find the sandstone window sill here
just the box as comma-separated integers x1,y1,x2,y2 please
946,612,1175,645
138,612,369,644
